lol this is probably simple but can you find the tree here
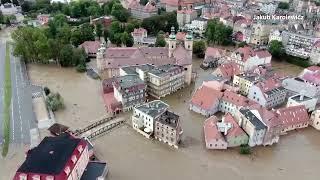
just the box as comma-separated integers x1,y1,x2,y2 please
205,19,232,46
121,32,134,47
113,33,123,46
238,41,247,48
111,3,130,22
70,23,95,46
95,23,103,39
59,44,74,67
44,87,51,96
239,144,251,155
125,23,135,33
0,11,3,24
278,2,289,9
46,92,64,112
193,41,206,58
103,29,109,41
155,34,166,47
141,12,178,35
268,40,285,58
12,27,50,63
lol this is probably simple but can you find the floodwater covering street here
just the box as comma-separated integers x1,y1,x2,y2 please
1,59,319,180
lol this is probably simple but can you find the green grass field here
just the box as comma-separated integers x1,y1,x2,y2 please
2,42,12,157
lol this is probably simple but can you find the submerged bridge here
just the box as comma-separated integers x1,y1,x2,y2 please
73,115,125,140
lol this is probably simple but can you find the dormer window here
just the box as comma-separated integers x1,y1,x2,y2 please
78,145,83,153
19,174,27,180
71,155,77,164
32,175,40,180
64,166,71,175
46,176,54,180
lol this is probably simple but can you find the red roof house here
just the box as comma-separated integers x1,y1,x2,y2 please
275,105,310,133
189,85,223,117
203,116,227,149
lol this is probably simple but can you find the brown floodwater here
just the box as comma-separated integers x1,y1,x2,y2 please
2,59,320,180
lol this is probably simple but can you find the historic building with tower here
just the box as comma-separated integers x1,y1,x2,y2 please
96,27,194,85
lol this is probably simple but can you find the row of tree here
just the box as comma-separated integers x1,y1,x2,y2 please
0,11,17,26
12,14,90,69
21,0,130,22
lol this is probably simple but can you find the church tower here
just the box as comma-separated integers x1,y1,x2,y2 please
168,26,177,58
184,29,193,58
96,43,106,73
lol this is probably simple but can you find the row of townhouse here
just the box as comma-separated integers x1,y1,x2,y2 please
204,103,310,149
132,100,183,148
101,63,186,114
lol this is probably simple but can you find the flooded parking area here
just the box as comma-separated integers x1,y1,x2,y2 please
2,59,320,180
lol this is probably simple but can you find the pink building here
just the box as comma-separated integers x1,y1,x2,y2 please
189,85,223,117
79,41,101,57
275,105,310,133
249,104,281,146
14,134,90,180
212,62,241,79
202,47,225,69
204,116,228,149
131,28,148,44
128,0,157,19
37,14,50,25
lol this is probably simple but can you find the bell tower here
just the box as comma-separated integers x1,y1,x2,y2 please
184,29,193,58
168,26,177,58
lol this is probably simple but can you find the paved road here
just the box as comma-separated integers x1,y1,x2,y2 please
0,41,37,145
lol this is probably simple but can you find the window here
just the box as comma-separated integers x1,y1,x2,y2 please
71,155,77,164
46,176,54,180
32,175,40,180
19,174,27,180
77,145,83,153
64,166,71,175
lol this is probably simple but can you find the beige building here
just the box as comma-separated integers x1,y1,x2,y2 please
177,9,198,28
233,73,256,96
96,27,193,85
154,111,183,148
310,109,320,130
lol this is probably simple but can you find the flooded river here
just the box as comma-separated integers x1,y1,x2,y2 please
2,59,320,180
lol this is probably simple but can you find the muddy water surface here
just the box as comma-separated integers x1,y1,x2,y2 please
3,59,319,180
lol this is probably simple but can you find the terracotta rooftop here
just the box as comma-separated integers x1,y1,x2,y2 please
104,46,191,68
276,105,309,128
204,116,225,143
79,41,101,55
131,28,147,36
205,47,224,58
216,62,241,78
235,46,256,62
223,113,247,138
190,85,223,110
255,50,272,59
221,90,255,107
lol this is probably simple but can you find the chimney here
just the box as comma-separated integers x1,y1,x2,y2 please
300,94,304,101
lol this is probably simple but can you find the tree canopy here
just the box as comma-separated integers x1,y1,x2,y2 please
268,40,285,58
205,19,233,46
141,12,178,35
193,40,206,58
278,2,289,9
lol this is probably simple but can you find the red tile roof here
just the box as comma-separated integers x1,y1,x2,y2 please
223,113,247,138
276,105,309,128
204,116,225,142
250,105,280,128
190,85,223,110
255,50,272,59
255,78,282,93
205,47,224,58
216,62,241,78
306,66,320,72
79,41,101,55
235,46,255,62
131,28,147,36
221,90,255,107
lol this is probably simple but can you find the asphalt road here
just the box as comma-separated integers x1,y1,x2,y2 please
0,41,37,145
